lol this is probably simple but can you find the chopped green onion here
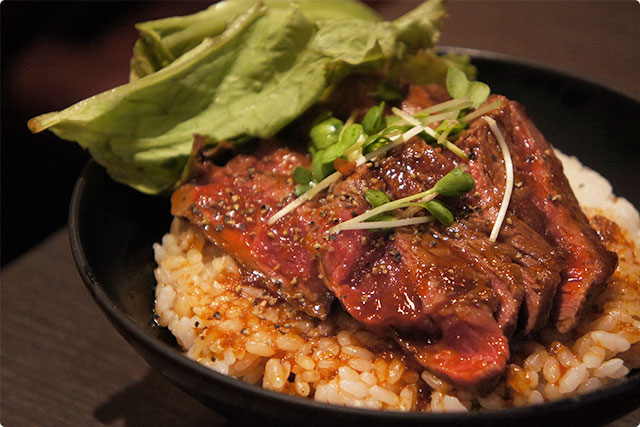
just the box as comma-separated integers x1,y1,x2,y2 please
362,139,388,155
392,107,468,160
340,123,363,147
442,141,468,160
271,97,486,225
311,152,335,181
363,137,402,159
436,120,469,161
365,189,391,207
436,123,453,146
337,111,358,145
446,67,490,108
382,124,412,135
362,102,386,135
293,166,313,185
415,110,460,125
448,121,469,135
312,123,363,181
363,133,390,148
392,107,420,126
433,165,475,197
434,119,451,134
321,124,362,162
423,200,454,226
392,107,439,141
310,117,343,149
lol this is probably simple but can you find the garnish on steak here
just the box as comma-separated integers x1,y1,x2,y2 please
170,83,617,389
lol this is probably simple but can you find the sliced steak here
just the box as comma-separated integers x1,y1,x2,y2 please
391,230,509,391
497,217,563,333
448,100,563,334
508,102,617,332
171,147,334,319
173,137,515,388
171,83,618,390
392,303,508,392
317,214,509,388
397,88,565,334
457,98,617,332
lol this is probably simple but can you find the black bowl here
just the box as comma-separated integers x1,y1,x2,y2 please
69,49,640,426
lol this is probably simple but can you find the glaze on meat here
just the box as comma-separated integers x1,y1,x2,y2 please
171,85,617,389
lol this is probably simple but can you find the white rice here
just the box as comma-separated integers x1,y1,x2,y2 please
556,150,640,245
153,154,640,412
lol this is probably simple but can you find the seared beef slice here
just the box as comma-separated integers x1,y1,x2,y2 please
171,148,334,319
461,99,617,333
508,102,617,332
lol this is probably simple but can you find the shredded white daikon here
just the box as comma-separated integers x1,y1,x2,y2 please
331,190,438,232
391,107,421,126
414,96,472,117
267,170,342,225
483,116,514,242
332,216,434,232
460,99,503,123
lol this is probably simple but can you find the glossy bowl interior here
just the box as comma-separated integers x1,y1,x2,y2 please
69,49,640,426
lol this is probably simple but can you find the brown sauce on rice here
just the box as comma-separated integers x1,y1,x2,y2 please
153,208,639,412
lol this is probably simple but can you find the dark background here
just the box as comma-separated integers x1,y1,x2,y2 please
2,1,209,265
2,0,639,266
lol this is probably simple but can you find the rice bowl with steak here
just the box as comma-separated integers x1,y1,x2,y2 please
27,0,640,415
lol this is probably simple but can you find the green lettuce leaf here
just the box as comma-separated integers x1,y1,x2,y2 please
28,0,445,195
130,0,382,80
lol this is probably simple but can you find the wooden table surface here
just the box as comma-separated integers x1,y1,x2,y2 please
2,1,639,426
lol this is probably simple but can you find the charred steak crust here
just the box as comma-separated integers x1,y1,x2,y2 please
170,85,617,389
507,101,617,332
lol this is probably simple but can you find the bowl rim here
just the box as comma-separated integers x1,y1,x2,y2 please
68,47,640,422
439,46,640,104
